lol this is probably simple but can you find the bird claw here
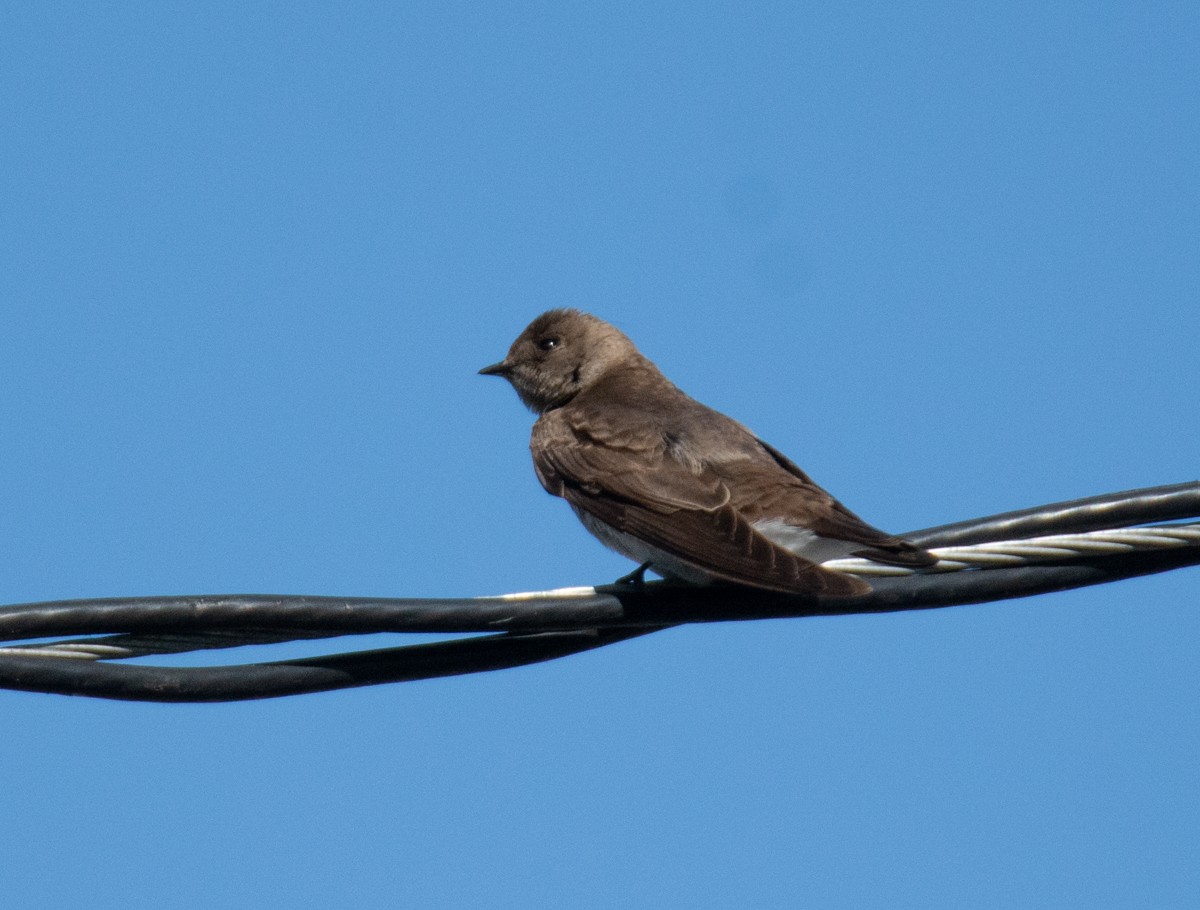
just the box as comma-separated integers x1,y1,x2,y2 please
613,562,653,588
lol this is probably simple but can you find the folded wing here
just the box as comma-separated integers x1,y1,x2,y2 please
746,439,936,568
532,408,871,597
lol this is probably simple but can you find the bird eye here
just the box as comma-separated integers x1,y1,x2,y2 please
537,336,560,351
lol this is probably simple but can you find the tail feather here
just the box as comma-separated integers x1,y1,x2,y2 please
851,538,938,569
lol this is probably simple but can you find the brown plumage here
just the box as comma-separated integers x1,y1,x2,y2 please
480,309,935,598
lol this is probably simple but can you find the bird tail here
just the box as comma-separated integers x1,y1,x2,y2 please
850,538,938,569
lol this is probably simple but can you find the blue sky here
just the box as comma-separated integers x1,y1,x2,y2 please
2,2,1197,907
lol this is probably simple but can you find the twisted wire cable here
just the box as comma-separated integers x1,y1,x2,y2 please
826,522,1200,576
0,481,1196,702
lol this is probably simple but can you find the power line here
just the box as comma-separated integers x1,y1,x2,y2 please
1,481,1196,702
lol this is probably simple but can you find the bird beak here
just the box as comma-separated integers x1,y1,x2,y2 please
478,360,512,377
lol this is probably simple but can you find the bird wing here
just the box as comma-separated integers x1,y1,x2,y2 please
531,408,870,597
740,438,936,568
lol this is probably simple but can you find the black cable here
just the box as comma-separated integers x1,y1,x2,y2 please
3,481,1196,640
0,628,659,702
1,481,1196,701
902,480,1200,548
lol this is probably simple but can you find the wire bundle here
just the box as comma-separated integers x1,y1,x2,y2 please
1,481,1196,702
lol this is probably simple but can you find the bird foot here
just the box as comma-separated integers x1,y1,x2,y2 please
613,562,653,588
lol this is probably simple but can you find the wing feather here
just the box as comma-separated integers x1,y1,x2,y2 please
746,438,936,569
532,410,869,596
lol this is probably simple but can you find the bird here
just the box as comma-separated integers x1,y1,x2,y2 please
479,309,935,597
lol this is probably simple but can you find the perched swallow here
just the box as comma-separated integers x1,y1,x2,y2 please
480,309,934,597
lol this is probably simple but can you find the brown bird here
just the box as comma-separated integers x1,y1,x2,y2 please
480,309,934,597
